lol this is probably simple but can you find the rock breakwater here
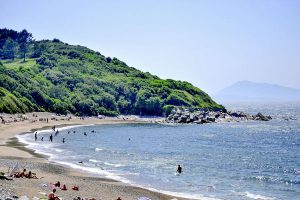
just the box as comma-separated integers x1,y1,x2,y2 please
166,107,272,124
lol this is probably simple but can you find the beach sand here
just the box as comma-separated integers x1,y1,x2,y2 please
0,112,184,200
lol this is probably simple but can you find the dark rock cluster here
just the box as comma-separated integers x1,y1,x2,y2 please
166,107,272,124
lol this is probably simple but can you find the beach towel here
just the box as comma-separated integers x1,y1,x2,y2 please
72,186,79,190
6,162,20,177
0,174,13,180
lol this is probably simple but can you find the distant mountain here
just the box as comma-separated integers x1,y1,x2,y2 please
213,81,300,102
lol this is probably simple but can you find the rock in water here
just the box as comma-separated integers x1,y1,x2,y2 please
253,113,272,121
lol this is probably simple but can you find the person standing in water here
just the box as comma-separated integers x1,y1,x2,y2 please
177,165,182,174
34,132,37,141
49,134,53,142
62,138,65,143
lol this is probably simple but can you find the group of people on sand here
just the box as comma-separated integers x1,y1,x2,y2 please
48,181,98,200
48,182,67,200
13,168,38,179
48,181,69,200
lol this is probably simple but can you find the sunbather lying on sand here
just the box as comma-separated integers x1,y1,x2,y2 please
14,169,26,178
25,171,38,179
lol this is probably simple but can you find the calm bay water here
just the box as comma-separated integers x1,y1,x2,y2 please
18,102,300,200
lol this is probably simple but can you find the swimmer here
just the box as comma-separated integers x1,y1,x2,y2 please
176,165,182,174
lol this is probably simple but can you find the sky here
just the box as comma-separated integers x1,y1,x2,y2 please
1,0,300,94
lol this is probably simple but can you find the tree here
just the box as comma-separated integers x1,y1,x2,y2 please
31,43,46,58
1,38,18,60
106,57,112,63
0,28,18,48
17,29,33,62
135,89,162,115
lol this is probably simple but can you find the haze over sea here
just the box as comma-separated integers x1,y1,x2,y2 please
18,102,300,200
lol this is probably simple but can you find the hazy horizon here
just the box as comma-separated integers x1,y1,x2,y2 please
1,0,299,94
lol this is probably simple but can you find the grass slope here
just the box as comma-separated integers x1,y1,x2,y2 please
0,35,223,116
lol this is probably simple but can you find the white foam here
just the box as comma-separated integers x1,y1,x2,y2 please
55,124,92,132
17,133,63,159
135,185,221,200
31,124,93,135
103,162,124,168
54,149,64,153
243,192,276,200
54,161,131,184
89,159,101,163
95,147,104,151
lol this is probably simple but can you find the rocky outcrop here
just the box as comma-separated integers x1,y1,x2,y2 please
253,112,272,121
166,107,272,124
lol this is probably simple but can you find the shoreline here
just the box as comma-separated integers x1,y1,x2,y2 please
0,112,188,200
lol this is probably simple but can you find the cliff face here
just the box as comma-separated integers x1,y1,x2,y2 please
0,28,223,115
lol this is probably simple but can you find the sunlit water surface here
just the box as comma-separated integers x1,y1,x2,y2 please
18,102,300,200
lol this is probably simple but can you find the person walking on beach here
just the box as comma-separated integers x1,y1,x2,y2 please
50,134,53,142
177,164,182,174
34,132,37,141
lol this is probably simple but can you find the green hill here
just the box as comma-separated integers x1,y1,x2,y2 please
0,28,223,116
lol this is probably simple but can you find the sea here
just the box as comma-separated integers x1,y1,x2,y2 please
17,102,300,200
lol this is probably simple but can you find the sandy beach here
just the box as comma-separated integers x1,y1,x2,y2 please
0,112,184,200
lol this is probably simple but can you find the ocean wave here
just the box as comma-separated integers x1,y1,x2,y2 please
95,147,104,151
89,159,101,163
54,160,131,184
89,159,124,168
103,162,124,168
242,192,276,200
243,175,300,185
54,149,64,153
136,185,222,200
32,124,92,135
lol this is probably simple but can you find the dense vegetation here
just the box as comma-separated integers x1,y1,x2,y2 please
0,28,223,116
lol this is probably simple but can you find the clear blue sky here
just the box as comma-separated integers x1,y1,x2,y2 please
1,0,300,94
